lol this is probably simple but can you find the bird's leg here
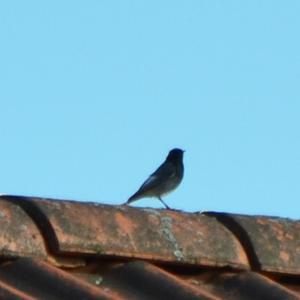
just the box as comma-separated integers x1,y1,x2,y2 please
158,197,171,209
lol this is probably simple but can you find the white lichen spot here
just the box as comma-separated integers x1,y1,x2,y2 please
95,276,103,285
159,216,185,261
142,208,161,216
174,249,184,260
20,224,28,231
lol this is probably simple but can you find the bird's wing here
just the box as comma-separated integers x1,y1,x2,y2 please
126,161,177,203
138,161,176,193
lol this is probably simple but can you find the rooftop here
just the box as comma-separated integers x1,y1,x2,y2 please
0,195,300,299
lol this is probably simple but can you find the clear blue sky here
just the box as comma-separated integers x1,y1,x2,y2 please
1,1,300,218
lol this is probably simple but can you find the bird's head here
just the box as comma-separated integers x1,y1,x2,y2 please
166,148,185,162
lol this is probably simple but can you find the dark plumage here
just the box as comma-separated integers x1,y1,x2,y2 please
125,148,184,209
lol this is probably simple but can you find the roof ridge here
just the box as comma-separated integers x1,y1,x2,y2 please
1,195,300,275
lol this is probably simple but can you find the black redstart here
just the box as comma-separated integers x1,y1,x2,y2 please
124,148,184,209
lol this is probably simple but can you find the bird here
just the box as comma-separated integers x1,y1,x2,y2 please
124,148,185,209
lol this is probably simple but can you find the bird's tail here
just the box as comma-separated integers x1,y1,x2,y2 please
123,192,142,205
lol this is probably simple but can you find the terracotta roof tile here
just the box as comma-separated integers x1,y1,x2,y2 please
232,214,300,274
0,199,47,258
94,260,218,300
195,270,300,300
203,212,300,274
37,198,249,268
0,258,116,300
0,195,300,299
